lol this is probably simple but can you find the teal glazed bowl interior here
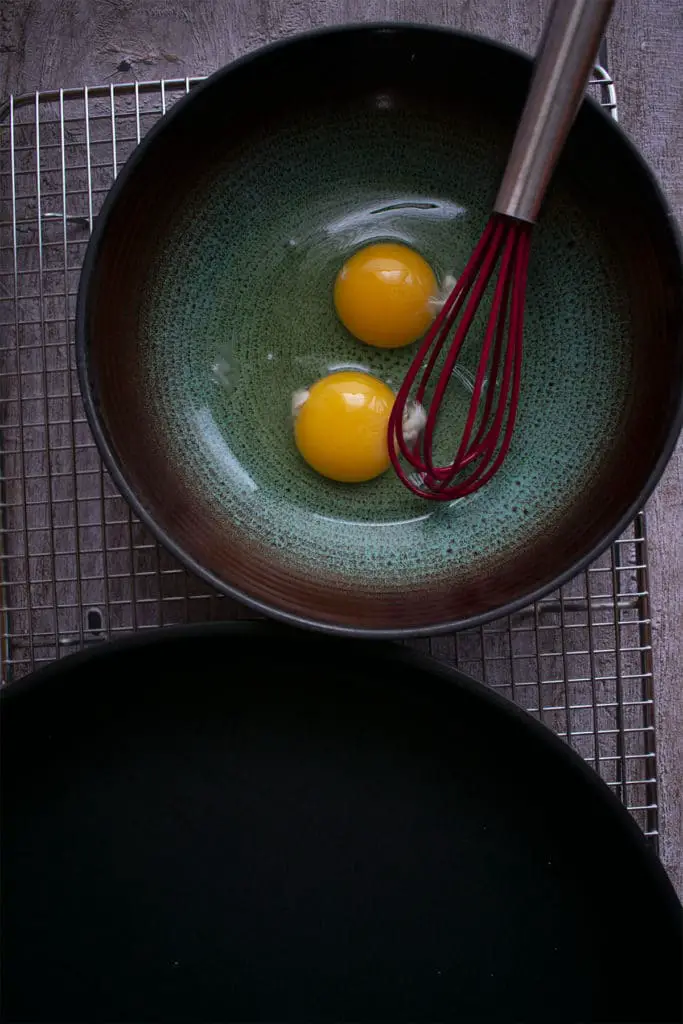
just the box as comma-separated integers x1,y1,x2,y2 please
77,25,683,635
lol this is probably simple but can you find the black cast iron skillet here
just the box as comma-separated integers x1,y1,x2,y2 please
2,624,681,1022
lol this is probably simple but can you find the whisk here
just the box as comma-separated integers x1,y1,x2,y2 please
389,0,615,501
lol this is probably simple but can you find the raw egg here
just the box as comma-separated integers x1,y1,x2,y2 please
293,370,395,483
334,242,438,348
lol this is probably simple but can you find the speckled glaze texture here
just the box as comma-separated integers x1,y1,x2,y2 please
142,106,627,584
79,26,683,634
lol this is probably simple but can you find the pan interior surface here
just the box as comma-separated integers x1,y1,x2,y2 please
2,627,681,1022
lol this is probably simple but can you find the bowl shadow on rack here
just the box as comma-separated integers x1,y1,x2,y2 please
0,70,659,845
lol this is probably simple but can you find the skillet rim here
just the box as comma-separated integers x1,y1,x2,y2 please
2,620,681,931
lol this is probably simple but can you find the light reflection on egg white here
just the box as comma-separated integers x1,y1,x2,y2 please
325,197,466,240
194,407,258,495
312,511,432,528
327,361,372,375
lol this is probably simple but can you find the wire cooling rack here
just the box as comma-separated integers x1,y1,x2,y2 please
0,66,658,846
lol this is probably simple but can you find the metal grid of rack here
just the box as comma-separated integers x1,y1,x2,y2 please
0,67,658,846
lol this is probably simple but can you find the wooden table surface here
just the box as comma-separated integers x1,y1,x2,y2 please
2,0,681,895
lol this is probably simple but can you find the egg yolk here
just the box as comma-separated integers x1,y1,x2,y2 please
294,371,395,483
334,242,438,348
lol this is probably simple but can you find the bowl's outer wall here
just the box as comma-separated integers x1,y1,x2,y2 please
78,26,683,635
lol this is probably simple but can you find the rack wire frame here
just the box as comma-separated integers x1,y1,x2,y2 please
0,67,659,846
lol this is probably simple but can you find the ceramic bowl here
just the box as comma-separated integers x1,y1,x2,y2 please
77,25,683,635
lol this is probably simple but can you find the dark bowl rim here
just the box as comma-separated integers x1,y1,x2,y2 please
3,621,681,925
75,22,683,639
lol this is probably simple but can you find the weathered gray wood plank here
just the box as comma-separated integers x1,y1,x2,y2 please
2,0,680,894
607,0,683,903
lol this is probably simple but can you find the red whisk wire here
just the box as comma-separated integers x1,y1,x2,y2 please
388,214,532,501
